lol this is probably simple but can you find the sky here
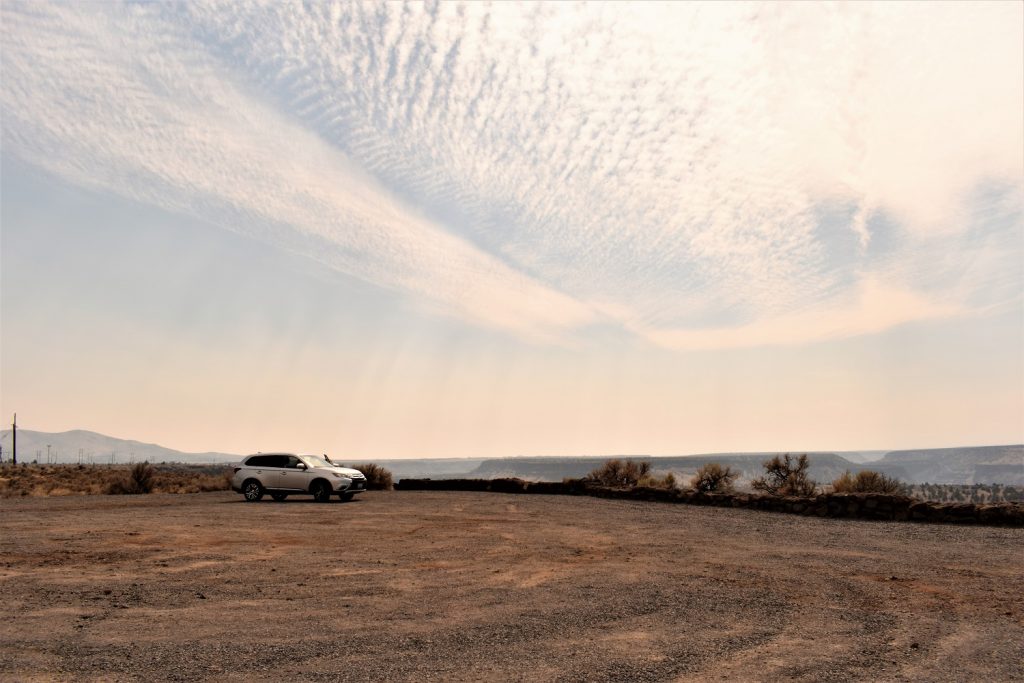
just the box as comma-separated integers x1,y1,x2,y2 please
1,1,1022,458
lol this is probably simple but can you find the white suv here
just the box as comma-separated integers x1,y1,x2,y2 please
231,453,368,502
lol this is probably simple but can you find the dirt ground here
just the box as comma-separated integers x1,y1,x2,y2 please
0,491,1021,682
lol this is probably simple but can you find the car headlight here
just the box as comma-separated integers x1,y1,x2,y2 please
331,472,346,478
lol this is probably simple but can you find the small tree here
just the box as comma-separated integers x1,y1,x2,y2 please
690,463,738,493
587,459,651,487
751,454,816,496
831,470,904,495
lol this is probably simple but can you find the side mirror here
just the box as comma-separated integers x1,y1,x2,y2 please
297,463,308,470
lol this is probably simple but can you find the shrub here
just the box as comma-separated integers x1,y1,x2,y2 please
751,454,816,497
349,463,393,490
832,470,904,495
107,462,156,495
690,463,738,493
587,459,651,487
637,472,677,490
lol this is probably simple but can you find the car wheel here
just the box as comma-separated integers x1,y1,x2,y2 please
242,479,264,502
339,492,354,502
312,481,332,503
271,493,288,502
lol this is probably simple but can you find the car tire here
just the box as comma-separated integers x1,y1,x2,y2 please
242,479,264,502
339,492,354,502
271,493,288,502
312,481,332,503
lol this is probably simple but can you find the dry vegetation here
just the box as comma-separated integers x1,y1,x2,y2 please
908,483,1024,504
6,458,1021,507
588,456,953,502
831,469,905,495
0,463,231,498
105,462,156,495
345,463,394,490
751,454,817,496
689,462,738,492
586,458,676,489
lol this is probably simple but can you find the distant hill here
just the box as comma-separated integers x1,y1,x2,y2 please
460,447,1022,485
372,458,484,480
1,429,1018,485
0,429,239,465
872,445,1024,485
834,450,888,464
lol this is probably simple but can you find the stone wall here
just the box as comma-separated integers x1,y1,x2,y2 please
394,478,1024,527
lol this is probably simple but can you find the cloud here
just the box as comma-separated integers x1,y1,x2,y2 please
2,1,1020,349
0,2,595,341
637,277,961,351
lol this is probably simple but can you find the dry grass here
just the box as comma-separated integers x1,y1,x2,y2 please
0,463,232,498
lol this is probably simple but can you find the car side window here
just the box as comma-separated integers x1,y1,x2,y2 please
285,456,302,469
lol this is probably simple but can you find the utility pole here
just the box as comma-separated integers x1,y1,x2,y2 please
11,413,16,466
46,444,51,464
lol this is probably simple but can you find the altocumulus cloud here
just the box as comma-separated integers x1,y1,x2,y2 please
2,1,1021,349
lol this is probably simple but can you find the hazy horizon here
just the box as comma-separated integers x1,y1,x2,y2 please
0,426,1019,465
2,2,1022,459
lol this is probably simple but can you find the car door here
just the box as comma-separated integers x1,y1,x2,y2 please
253,454,288,489
276,455,311,491
245,455,280,488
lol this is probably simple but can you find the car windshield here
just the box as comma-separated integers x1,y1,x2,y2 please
300,455,334,469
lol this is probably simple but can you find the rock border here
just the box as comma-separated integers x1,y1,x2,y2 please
394,478,1024,527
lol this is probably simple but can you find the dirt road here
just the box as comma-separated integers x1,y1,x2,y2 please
1,491,1021,681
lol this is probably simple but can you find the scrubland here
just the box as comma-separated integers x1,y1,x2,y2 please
0,463,231,497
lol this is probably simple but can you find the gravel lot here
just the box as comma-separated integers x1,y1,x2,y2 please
0,491,1021,682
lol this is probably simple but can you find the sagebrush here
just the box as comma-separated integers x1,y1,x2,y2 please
751,454,817,496
587,459,651,487
638,472,677,489
690,463,738,493
831,470,904,495
348,463,394,490
908,483,1024,504
106,462,156,495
